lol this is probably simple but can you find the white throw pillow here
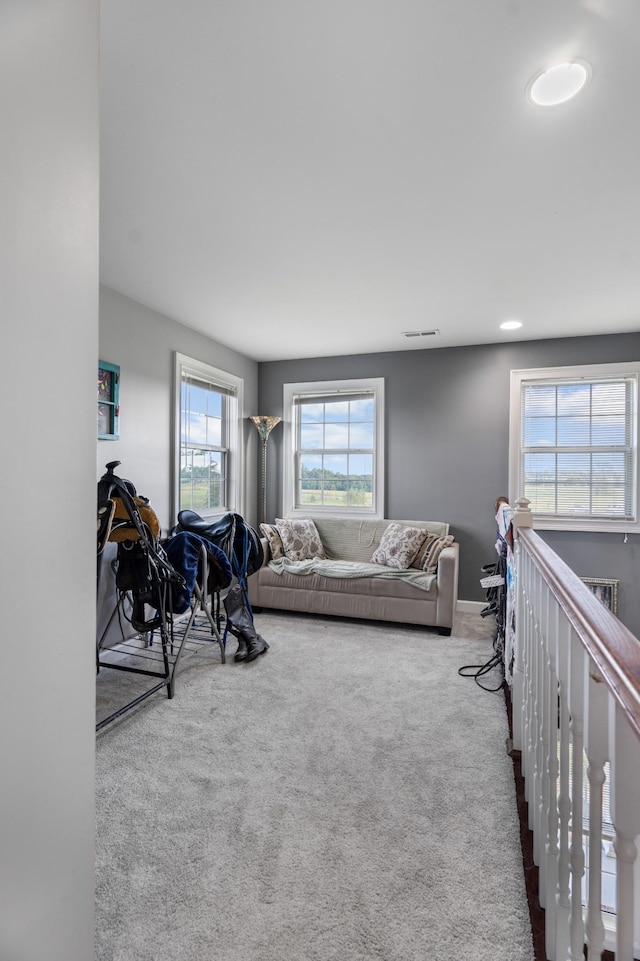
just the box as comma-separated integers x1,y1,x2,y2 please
370,523,427,570
275,518,326,561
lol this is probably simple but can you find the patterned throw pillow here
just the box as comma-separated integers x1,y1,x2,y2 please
370,523,427,570
411,532,437,570
259,523,285,560
412,533,455,574
275,518,326,561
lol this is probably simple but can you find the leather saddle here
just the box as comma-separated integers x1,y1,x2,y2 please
176,510,264,578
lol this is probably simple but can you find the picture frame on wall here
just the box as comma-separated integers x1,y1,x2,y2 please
580,577,619,616
98,360,120,440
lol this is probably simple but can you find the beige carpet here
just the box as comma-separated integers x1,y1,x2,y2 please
96,610,533,961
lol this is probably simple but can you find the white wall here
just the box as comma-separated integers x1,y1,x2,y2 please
0,2,99,959
99,285,260,530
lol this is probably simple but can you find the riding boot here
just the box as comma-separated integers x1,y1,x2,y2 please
223,585,268,663
244,632,269,663
234,633,248,663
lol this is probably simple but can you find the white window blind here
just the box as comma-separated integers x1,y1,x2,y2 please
510,364,639,532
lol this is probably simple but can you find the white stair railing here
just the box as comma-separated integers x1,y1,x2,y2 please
511,498,640,961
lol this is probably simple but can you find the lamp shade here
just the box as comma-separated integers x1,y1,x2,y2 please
249,415,281,441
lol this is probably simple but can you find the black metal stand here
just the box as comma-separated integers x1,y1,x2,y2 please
96,544,224,731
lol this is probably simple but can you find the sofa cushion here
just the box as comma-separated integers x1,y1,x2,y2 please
412,533,455,573
305,517,449,564
259,562,437,599
370,523,427,570
275,517,326,561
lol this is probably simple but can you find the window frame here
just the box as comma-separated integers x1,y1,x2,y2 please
282,377,385,519
173,353,244,522
98,360,120,440
509,362,640,533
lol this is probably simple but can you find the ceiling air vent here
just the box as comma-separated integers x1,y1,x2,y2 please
402,329,440,338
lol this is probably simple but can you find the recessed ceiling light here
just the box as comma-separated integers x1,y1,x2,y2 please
500,320,523,331
527,60,591,106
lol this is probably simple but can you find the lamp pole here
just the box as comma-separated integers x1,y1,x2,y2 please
249,416,281,526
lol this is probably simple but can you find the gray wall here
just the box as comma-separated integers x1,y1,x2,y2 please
258,332,640,634
0,2,99,958
99,285,260,531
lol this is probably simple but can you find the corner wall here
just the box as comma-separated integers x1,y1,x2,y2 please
258,332,640,634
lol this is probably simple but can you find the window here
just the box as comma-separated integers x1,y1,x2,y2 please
98,360,120,440
509,363,639,532
174,354,243,520
282,378,384,518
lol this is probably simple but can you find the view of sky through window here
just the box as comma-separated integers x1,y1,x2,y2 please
297,395,375,508
180,378,226,511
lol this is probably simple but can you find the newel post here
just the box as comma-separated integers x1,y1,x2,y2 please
511,497,533,752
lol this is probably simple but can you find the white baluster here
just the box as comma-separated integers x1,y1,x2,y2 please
538,582,551,907
609,701,640,961
525,562,535,790
525,553,536,791
519,555,529,773
568,632,586,960
555,610,572,961
584,662,608,960
530,568,542,867
512,533,525,752
544,598,561,961
523,557,535,804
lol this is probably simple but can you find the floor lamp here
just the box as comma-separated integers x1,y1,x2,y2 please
249,415,281,526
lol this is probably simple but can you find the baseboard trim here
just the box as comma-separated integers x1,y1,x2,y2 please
456,600,486,615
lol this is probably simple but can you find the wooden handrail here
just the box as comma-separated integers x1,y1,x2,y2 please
518,526,640,741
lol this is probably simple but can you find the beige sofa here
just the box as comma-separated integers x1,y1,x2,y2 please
247,516,459,635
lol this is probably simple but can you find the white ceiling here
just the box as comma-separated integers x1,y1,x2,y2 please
100,0,640,362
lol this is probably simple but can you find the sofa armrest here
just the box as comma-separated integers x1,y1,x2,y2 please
435,542,459,630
